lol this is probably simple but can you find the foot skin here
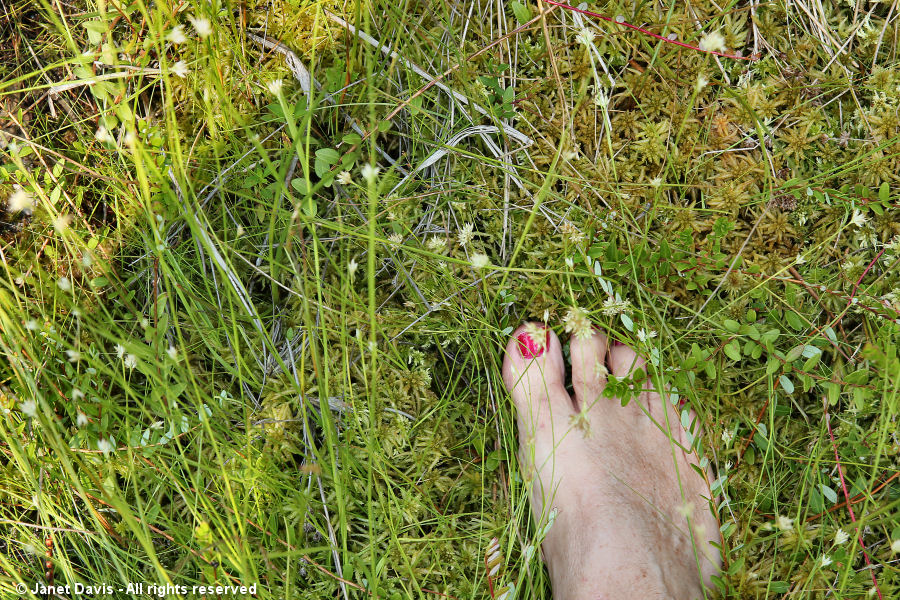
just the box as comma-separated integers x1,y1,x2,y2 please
502,323,721,600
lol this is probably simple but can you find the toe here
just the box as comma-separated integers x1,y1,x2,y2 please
569,326,608,412
608,342,646,378
502,323,573,438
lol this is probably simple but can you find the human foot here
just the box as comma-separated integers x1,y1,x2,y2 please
502,323,721,600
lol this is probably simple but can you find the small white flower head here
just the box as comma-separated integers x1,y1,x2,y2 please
57,277,72,292
266,79,284,96
542,309,550,324
336,170,352,185
563,306,593,340
235,225,244,238
695,73,709,92
124,353,138,369
81,251,93,268
426,236,447,253
7,187,34,213
171,60,189,79
820,555,833,567
699,31,726,53
850,208,868,227
891,539,900,554
53,214,72,234
676,501,694,519
21,399,37,418
458,222,475,247
649,177,663,189
575,27,596,46
594,359,609,378
166,25,187,45
470,253,491,270
347,258,358,278
564,256,574,269
97,438,113,455
636,328,657,343
114,343,126,359
25,319,38,331
76,411,88,428
95,125,115,144
833,529,849,545
601,296,632,316
71,388,85,400
361,163,380,183
721,428,735,444
65,349,81,363
594,89,610,108
388,233,403,246
775,515,794,531
167,346,178,360
614,15,625,24
189,15,212,38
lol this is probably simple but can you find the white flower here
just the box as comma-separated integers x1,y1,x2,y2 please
71,388,85,400
167,346,178,360
124,354,138,369
388,233,403,246
166,25,187,44
721,428,734,444
891,539,900,554
575,28,595,46
699,31,726,53
470,253,490,269
426,237,447,253
76,412,88,428
53,214,72,233
95,126,115,144
594,359,609,378
97,438,113,455
114,343,126,359
833,529,849,545
57,277,72,291
594,89,610,108
347,258,358,278
189,16,212,38
695,74,709,92
458,223,475,246
25,319,38,331
820,555,832,567
21,400,37,418
8,188,34,213
563,306,593,340
267,79,284,95
65,349,81,362
361,164,379,182
601,296,632,316
336,170,352,185
565,257,574,268
775,515,794,531
636,328,657,343
171,60,189,78
850,208,868,227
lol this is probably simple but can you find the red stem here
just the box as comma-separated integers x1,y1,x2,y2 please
824,398,882,599
543,1,754,61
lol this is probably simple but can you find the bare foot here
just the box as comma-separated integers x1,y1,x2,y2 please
502,323,721,600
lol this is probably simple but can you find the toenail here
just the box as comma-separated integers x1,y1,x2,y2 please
517,330,549,359
612,339,624,347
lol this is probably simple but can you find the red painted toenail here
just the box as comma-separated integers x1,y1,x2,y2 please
517,330,548,359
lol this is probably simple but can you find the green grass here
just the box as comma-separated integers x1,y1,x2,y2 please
1,0,900,598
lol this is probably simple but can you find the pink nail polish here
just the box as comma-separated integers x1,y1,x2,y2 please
517,330,548,359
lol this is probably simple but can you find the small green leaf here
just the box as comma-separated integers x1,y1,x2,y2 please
511,0,532,24
879,181,889,202
724,340,742,361
820,484,837,504
723,319,740,333
779,374,795,394
785,345,805,363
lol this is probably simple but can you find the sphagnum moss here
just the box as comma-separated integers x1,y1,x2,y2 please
3,0,900,598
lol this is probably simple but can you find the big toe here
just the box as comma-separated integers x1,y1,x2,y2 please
502,323,573,440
